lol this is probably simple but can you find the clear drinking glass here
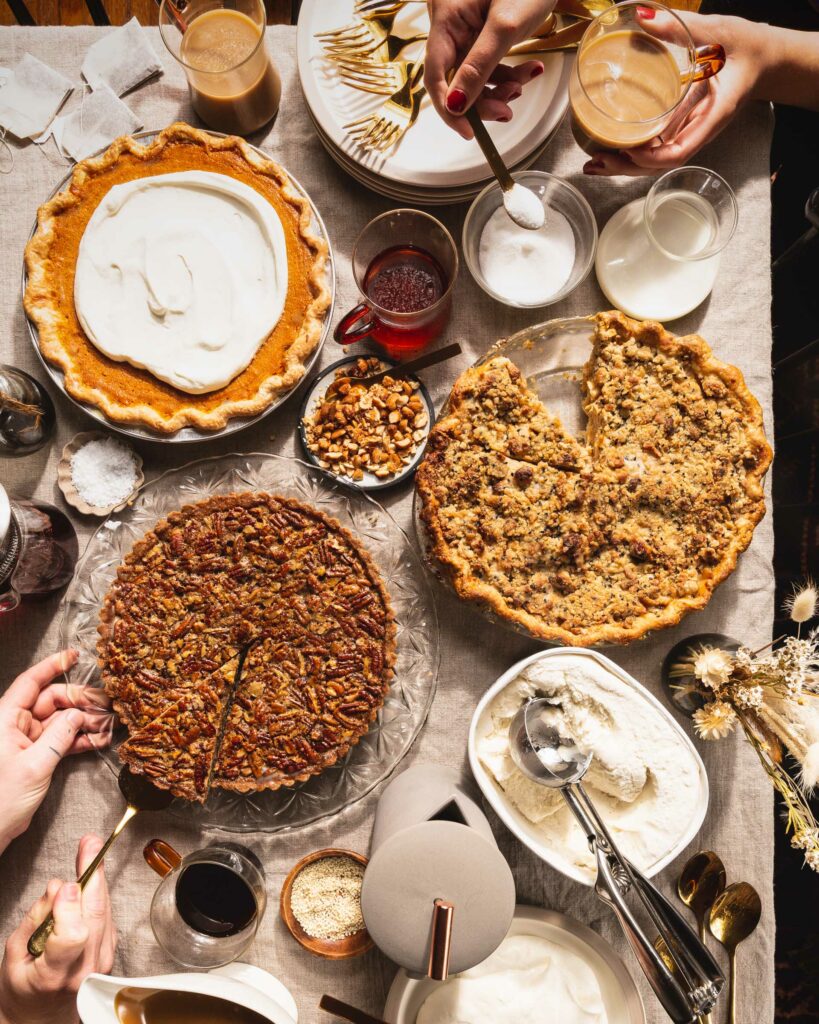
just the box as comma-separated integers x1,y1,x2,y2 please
644,166,738,261
334,209,458,360
144,839,267,969
569,1,725,155
159,0,281,136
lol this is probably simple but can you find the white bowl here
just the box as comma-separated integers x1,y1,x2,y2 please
467,648,709,886
384,904,645,1024
462,171,598,309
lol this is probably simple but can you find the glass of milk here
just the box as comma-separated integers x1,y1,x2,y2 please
644,166,738,263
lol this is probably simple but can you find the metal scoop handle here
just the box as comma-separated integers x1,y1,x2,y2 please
563,784,722,1024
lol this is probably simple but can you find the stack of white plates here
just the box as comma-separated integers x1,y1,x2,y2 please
296,0,572,205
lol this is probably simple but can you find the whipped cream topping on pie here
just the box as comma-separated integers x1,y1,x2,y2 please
74,169,289,394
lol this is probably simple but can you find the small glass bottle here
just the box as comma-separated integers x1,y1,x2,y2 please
0,365,56,456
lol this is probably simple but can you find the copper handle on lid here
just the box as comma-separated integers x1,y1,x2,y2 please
427,898,455,981
143,838,182,878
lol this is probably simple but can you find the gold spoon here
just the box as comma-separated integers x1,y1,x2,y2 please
27,768,173,957
677,852,726,1024
678,851,727,942
708,882,762,1024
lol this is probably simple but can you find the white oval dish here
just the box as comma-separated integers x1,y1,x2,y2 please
77,962,298,1024
468,648,709,887
384,904,645,1024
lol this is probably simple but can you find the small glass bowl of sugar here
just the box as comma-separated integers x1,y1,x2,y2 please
463,171,597,309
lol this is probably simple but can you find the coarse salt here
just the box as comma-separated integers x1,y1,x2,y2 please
70,437,139,508
290,855,365,942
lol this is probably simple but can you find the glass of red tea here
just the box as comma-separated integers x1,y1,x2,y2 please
335,209,458,359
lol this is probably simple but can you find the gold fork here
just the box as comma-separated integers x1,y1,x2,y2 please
332,56,412,96
354,0,422,17
319,16,426,62
344,60,425,152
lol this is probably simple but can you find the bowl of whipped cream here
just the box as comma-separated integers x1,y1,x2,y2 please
384,905,644,1024
468,648,708,886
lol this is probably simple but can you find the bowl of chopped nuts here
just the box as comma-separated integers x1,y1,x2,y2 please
299,357,434,491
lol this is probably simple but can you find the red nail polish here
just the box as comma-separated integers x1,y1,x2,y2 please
530,64,544,79
446,88,467,113
636,5,656,18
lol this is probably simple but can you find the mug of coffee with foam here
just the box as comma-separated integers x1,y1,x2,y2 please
569,1,725,156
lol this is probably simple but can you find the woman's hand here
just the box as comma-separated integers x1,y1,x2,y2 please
425,0,555,139
0,652,107,855
584,12,770,176
0,835,116,1024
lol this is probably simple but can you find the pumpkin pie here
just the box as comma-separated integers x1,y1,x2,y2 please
24,123,331,433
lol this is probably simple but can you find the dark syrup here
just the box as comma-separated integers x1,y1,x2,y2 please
175,862,257,938
364,244,446,314
115,988,270,1024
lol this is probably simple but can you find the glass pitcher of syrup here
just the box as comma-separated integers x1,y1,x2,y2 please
335,209,458,359
144,839,267,969
0,485,78,613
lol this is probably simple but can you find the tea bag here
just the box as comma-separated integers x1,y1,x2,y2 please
82,17,163,96
49,83,142,162
0,54,72,140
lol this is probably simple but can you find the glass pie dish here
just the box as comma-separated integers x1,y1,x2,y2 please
60,452,439,834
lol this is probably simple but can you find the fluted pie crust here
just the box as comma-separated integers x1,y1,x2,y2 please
416,311,772,647
98,493,395,802
24,123,331,433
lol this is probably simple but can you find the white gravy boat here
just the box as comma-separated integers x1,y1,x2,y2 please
77,962,298,1024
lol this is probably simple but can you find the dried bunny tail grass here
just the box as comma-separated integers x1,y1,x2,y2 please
801,743,819,793
784,579,818,629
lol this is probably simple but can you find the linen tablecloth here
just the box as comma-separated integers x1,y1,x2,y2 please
0,25,776,1024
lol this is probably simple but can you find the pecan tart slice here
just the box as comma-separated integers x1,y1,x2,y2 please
98,492,396,801
416,311,772,646
117,660,238,802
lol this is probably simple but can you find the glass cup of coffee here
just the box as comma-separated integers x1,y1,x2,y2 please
159,0,281,136
569,1,725,156
334,209,458,360
144,838,266,969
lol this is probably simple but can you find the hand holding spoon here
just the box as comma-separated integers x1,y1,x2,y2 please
27,768,172,957
462,105,545,230
709,882,762,1024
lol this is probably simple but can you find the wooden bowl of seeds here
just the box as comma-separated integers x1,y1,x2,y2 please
280,848,372,959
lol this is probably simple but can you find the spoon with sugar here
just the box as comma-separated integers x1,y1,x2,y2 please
462,104,545,230
509,697,724,1024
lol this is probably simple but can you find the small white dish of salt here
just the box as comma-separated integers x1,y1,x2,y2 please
58,431,143,516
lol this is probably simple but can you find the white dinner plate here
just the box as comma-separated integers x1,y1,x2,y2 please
308,105,562,204
384,905,645,1024
297,0,572,190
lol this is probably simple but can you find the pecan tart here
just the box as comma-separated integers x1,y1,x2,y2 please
25,123,331,433
99,493,395,801
416,311,772,646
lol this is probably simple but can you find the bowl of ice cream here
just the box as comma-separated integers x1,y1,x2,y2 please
468,648,708,886
384,904,644,1024
462,171,597,309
